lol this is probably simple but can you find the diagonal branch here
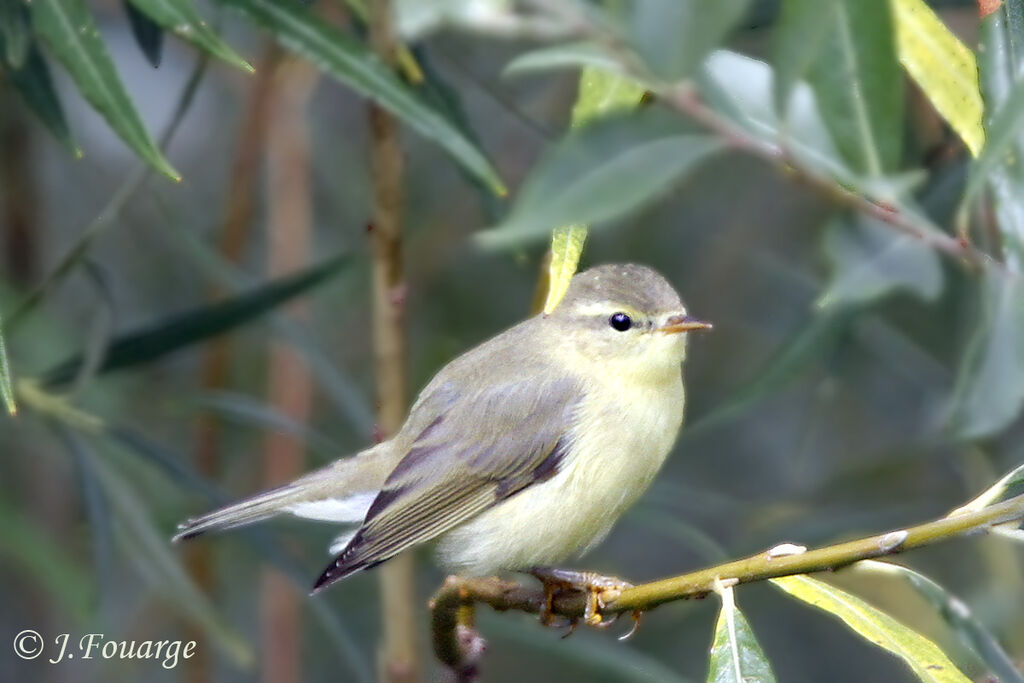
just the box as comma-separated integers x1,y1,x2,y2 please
430,491,1024,674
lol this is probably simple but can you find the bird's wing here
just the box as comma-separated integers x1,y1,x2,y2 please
313,370,581,590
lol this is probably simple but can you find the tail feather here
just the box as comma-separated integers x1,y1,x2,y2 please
173,484,304,542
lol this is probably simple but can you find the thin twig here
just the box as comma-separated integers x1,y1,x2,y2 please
430,492,1024,670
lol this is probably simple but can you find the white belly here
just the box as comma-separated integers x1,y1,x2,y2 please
437,370,683,575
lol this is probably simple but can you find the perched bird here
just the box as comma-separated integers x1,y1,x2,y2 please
174,263,709,615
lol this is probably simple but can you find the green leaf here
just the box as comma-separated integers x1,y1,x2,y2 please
817,216,943,309
217,0,505,196
964,78,1024,215
123,0,163,68
951,463,1024,516
127,0,253,73
807,0,903,174
772,0,838,117
892,0,984,157
544,225,588,314
0,315,15,416
477,109,722,247
0,0,30,68
948,267,1024,440
771,574,973,683
706,586,776,683
857,561,1024,683
0,33,78,154
42,253,352,385
974,0,1024,267
609,0,750,82
29,0,179,179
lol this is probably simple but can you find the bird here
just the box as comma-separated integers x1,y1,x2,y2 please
174,263,709,621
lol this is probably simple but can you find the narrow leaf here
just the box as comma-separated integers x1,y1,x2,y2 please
964,78,1024,208
504,42,621,78
29,0,179,179
807,0,903,174
973,0,1024,267
123,0,164,68
43,253,351,385
817,215,943,309
772,574,972,683
0,33,77,154
0,315,15,416
478,109,722,248
217,0,504,195
950,463,1024,516
893,0,984,157
128,0,253,73
858,561,1024,683
948,267,1024,439
706,586,776,683
544,226,587,314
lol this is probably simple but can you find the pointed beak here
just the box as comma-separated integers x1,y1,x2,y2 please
658,313,712,334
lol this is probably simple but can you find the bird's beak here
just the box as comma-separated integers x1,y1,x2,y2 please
658,313,712,334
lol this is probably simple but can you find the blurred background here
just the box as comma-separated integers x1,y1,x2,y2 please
2,1,1023,681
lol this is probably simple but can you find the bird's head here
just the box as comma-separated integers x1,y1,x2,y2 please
545,263,711,380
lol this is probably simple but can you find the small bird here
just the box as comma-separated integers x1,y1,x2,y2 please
175,263,709,615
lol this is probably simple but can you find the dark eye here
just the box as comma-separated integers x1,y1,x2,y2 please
609,312,632,332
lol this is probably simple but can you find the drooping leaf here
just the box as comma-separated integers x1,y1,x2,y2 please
892,0,984,157
606,0,751,82
29,0,179,179
477,109,722,248
216,0,505,195
772,0,838,117
544,226,587,314
947,267,1024,440
0,0,30,68
123,0,164,68
706,586,776,683
857,561,1024,683
128,0,253,73
974,0,1024,267
0,32,77,154
817,215,943,309
43,253,352,385
771,574,973,683
0,315,15,416
806,0,903,174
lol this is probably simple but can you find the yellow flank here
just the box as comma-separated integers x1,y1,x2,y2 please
892,0,985,156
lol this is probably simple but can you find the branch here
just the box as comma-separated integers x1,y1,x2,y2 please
430,492,1024,674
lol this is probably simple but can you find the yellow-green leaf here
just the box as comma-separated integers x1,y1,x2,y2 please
771,574,972,683
892,0,984,156
541,67,646,312
544,226,587,314
0,315,15,416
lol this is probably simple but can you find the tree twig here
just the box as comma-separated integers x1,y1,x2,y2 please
368,0,420,681
430,492,1024,672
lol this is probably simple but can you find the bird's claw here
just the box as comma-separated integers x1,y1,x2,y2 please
530,567,639,635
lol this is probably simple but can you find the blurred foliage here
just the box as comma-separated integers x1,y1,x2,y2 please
2,0,1024,682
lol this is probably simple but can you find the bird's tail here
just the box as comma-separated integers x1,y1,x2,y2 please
172,442,397,543
172,484,308,542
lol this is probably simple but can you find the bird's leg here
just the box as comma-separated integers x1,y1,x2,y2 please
529,567,635,629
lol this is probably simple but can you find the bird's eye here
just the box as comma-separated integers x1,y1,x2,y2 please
609,312,632,332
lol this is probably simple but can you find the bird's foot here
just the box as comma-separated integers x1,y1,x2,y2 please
529,567,640,637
